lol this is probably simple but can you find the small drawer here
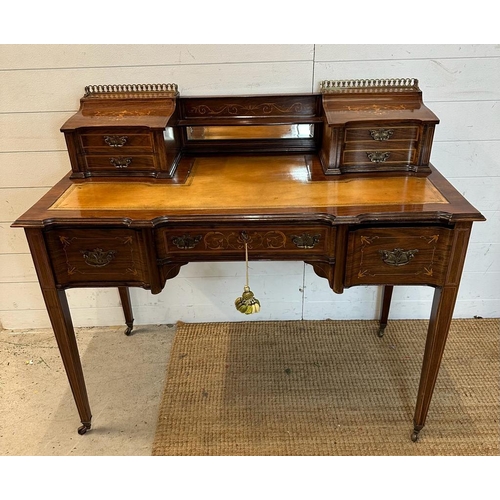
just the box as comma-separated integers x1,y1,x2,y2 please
345,226,453,287
342,148,416,166
45,228,150,286
79,132,154,152
345,125,419,143
156,225,336,260
84,154,157,171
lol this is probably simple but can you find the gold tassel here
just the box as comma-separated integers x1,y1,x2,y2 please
234,236,260,314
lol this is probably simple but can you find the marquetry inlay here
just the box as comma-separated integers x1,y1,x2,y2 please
203,231,287,250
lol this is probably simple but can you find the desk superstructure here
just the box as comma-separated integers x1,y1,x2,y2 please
13,80,485,441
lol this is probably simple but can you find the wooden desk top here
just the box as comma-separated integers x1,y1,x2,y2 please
14,155,484,228
51,155,447,211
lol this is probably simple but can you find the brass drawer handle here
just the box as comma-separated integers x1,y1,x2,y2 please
80,248,117,267
171,234,202,250
370,129,394,141
367,151,390,163
291,233,321,249
110,157,132,168
104,135,128,147
378,248,418,266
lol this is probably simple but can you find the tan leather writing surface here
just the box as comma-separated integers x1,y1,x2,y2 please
50,156,447,211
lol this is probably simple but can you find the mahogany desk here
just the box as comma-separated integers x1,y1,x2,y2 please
12,80,486,442
13,154,484,441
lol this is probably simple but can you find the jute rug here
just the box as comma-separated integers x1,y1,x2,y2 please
152,319,499,456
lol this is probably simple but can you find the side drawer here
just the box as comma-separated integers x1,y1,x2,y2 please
342,148,417,166
45,228,150,286
345,226,453,287
156,225,336,260
83,154,157,171
79,131,154,152
345,125,420,143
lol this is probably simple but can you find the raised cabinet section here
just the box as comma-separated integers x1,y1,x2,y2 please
60,79,439,180
345,226,453,287
61,84,181,179
44,228,153,288
319,79,439,175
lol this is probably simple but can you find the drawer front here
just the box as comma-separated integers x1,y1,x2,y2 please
342,148,417,166
345,125,419,143
345,227,453,287
79,131,154,153
156,226,336,260
45,229,150,286
84,154,157,171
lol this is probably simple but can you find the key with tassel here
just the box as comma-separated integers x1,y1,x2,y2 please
234,232,261,315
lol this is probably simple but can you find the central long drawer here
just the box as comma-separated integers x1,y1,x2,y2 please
155,225,336,261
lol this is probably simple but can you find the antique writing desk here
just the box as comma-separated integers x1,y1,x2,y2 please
13,80,485,441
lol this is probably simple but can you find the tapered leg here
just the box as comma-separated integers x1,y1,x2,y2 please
118,287,134,336
411,285,459,442
42,288,93,434
378,285,394,337
25,228,92,434
411,222,473,441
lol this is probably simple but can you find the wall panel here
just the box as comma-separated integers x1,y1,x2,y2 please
1,61,314,112
315,44,500,61
1,44,314,70
0,152,70,188
314,55,500,101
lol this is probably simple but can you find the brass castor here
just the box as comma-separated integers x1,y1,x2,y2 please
411,430,420,442
77,423,91,435
124,321,134,336
377,325,386,338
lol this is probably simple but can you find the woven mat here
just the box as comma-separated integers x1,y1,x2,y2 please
152,319,499,456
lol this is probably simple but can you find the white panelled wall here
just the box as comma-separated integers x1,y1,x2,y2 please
1,44,498,330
